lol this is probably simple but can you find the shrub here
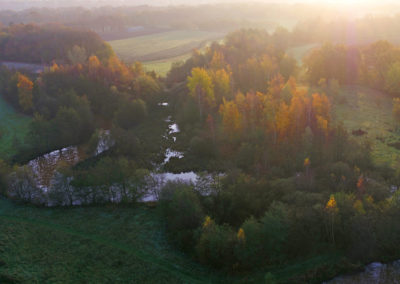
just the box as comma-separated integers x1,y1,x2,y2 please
196,217,237,269
159,182,204,251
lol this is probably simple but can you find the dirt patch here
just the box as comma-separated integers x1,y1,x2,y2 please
352,129,367,136
388,142,400,150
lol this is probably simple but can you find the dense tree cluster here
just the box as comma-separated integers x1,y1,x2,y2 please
304,41,400,97
0,47,162,163
157,29,400,278
0,23,114,64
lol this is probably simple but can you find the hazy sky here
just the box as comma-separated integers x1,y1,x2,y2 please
0,0,398,11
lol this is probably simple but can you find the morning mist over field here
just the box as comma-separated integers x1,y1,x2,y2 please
1,0,400,283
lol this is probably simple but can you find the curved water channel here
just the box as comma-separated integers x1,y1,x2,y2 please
25,104,199,203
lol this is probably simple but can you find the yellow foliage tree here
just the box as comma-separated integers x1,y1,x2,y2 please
325,194,338,244
209,51,227,70
209,68,232,103
203,216,213,229
187,67,215,119
219,99,243,139
17,74,33,112
237,228,245,243
275,102,291,142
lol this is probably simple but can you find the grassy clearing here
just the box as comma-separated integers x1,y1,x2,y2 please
287,43,319,63
333,85,400,169
109,30,223,64
0,96,31,160
143,53,192,76
0,198,222,283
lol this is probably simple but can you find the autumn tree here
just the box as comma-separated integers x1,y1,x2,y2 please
219,98,243,140
325,194,338,244
209,68,232,103
187,67,215,119
17,73,33,112
209,51,227,70
88,55,101,77
67,45,88,65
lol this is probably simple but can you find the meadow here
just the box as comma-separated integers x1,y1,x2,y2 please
287,43,319,63
108,30,224,76
0,198,348,284
0,96,31,160
333,85,400,169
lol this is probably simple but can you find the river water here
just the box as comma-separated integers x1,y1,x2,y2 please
325,261,400,283
26,106,199,202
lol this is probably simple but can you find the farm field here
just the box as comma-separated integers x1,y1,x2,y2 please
333,85,400,169
0,96,31,160
108,30,224,74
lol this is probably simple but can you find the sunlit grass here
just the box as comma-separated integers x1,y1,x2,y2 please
333,85,400,169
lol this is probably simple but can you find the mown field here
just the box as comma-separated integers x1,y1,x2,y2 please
333,85,400,169
0,96,31,160
108,30,224,76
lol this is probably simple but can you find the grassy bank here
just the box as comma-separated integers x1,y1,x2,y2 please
0,96,31,160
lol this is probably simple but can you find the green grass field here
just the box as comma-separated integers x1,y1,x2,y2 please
142,53,192,76
0,97,31,160
0,197,347,284
109,30,223,63
333,85,400,169
109,30,224,76
0,198,220,283
287,43,319,63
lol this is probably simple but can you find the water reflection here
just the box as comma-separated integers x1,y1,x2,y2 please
27,130,113,190
326,261,400,284
24,116,201,205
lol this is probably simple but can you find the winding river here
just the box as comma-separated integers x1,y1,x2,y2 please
26,105,199,202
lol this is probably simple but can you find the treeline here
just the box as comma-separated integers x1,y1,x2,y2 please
304,41,400,96
168,29,296,89
0,3,327,34
293,15,400,46
0,23,114,64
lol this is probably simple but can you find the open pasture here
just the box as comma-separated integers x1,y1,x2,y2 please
333,85,400,169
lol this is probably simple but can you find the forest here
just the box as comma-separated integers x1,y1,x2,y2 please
1,2,400,284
